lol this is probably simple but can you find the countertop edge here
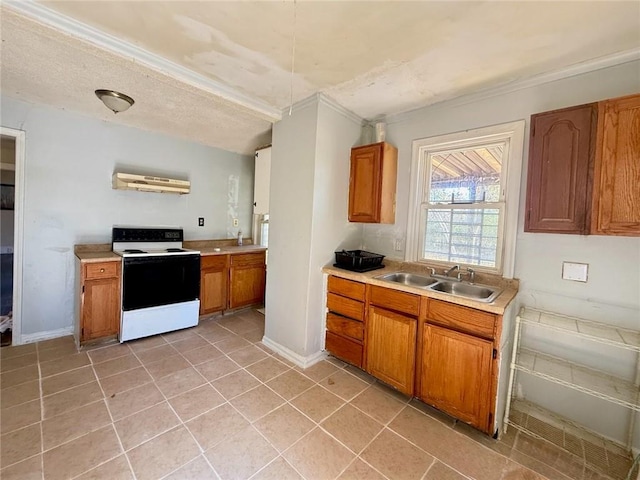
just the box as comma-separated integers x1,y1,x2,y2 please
75,245,267,262
322,265,518,315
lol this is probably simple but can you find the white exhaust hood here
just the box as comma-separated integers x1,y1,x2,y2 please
112,172,190,194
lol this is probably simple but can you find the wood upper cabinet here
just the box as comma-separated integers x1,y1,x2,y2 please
80,261,121,342
200,255,228,315
419,323,493,432
366,300,418,395
525,103,597,234
348,142,398,223
591,94,640,236
525,93,640,236
229,252,266,309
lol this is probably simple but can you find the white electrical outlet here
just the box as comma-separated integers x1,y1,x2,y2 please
562,262,588,282
394,239,403,251
233,218,239,227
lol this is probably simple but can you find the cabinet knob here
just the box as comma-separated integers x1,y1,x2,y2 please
100,268,105,273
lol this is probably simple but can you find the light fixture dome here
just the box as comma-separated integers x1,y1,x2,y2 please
95,89,134,114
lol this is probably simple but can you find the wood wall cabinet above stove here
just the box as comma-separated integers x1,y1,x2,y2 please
525,103,597,234
348,142,398,223
525,93,640,236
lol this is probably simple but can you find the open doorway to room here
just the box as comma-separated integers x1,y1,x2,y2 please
0,127,25,347
0,135,16,346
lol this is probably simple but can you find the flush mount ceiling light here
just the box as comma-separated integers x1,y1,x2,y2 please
95,89,134,114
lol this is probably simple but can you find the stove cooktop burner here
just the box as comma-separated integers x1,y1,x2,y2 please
166,248,185,252
124,249,147,254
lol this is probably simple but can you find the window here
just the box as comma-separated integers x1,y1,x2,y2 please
406,121,525,277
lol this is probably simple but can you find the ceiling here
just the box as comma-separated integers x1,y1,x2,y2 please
1,2,639,155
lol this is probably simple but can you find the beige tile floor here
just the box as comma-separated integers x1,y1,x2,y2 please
0,308,624,480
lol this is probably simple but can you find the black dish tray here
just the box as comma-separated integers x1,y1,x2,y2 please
334,249,385,270
332,263,385,273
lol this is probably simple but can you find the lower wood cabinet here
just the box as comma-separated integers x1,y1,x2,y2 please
229,252,266,309
419,323,493,432
366,305,417,395
201,251,266,314
324,275,503,435
79,261,121,343
200,255,228,314
325,276,366,367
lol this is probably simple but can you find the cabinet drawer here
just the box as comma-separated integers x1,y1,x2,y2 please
85,262,119,280
370,285,420,316
427,299,496,339
326,313,364,341
327,293,364,321
325,331,362,367
201,254,228,270
327,276,365,301
230,252,265,267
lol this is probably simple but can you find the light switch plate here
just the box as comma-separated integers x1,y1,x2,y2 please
562,262,588,282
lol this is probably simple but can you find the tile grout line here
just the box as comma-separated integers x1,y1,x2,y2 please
127,333,228,479
125,332,252,478
67,345,138,480
37,341,45,480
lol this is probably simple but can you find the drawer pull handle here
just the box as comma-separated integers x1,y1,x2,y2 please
100,268,105,273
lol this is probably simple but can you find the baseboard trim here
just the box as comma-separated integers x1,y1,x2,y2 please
261,336,326,368
21,326,74,345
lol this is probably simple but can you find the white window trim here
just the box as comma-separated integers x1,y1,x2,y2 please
406,120,525,278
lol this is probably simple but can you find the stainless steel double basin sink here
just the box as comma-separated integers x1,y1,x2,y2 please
375,272,501,303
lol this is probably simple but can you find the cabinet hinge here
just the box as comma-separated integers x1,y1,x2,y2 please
255,152,259,158
82,285,85,293
492,349,497,359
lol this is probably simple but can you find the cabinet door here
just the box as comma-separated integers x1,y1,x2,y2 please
525,104,596,234
420,324,493,431
348,142,397,224
229,265,266,309
200,269,227,314
592,94,640,236
349,143,382,223
254,146,271,214
82,277,120,341
366,306,417,395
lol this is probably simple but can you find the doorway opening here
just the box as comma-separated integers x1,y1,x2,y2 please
0,127,25,347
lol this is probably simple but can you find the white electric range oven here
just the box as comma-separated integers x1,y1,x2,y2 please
112,226,200,342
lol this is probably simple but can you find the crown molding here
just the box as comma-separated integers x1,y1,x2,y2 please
4,0,282,122
317,93,363,125
280,93,363,125
387,47,640,125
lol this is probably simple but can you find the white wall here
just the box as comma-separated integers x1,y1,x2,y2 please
264,100,318,357
1,95,254,337
364,60,640,325
305,100,363,356
362,60,640,445
264,95,362,360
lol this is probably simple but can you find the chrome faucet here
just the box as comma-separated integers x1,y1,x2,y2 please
444,265,460,277
467,268,476,283
457,267,475,283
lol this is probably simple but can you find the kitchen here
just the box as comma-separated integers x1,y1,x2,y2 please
1,2,639,480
